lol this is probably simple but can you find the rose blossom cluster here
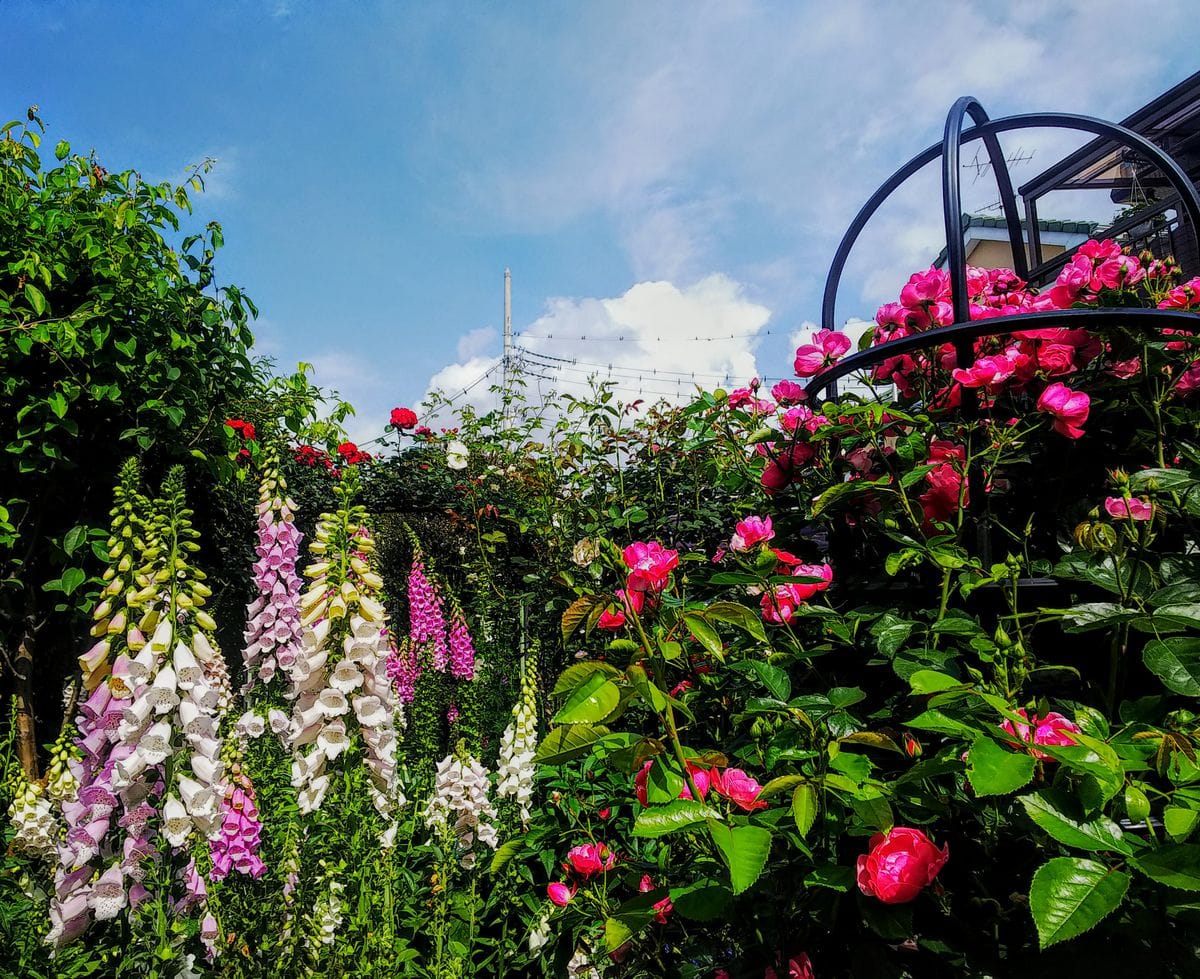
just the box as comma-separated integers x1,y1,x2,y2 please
289,510,399,818
241,445,304,693
423,748,500,868
547,842,618,906
635,760,768,812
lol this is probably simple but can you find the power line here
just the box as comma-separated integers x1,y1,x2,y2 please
513,328,786,343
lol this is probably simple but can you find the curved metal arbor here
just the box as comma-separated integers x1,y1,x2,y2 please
807,99,1200,402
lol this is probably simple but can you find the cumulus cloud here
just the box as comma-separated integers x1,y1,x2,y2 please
422,274,772,421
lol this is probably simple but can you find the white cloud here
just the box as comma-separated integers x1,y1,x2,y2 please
421,274,772,421
456,326,498,362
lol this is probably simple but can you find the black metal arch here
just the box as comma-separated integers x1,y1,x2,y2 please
817,107,1200,376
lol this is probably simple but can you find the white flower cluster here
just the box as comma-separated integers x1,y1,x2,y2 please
133,623,228,849
7,778,58,858
568,947,603,979
289,515,399,816
304,873,345,951
496,655,539,825
423,750,499,868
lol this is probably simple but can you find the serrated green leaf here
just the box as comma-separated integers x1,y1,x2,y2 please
534,724,607,765
551,660,618,698
1143,638,1200,696
792,782,818,838
704,600,768,643
908,669,963,694
670,883,731,921
633,800,721,838
553,671,621,724
24,282,47,316
1029,857,1129,948
1131,844,1200,890
706,820,771,895
684,612,724,661
489,838,522,874
1018,790,1132,855
967,736,1035,796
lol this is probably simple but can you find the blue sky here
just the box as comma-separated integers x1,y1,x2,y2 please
6,1,1198,438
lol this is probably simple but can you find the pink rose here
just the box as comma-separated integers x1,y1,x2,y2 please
793,330,852,378
856,827,948,904
622,541,680,593
639,874,673,923
1036,382,1090,439
771,379,806,405
1104,496,1153,521
712,767,768,812
730,515,775,552
547,881,575,906
999,709,1080,761
564,842,616,878
596,607,626,630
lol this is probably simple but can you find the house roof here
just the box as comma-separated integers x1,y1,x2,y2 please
932,213,1099,268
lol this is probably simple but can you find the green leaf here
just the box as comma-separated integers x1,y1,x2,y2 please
670,883,731,921
1130,844,1200,891
735,659,791,701
60,567,86,596
684,612,724,661
1129,467,1197,492
1143,638,1200,696
1039,735,1124,805
792,782,818,838
553,671,621,724
804,864,854,891
706,820,771,896
908,669,964,694
704,600,768,642
551,661,618,697
1164,807,1199,841
1018,790,1133,855
1061,602,1137,633
63,525,87,556
632,800,721,838
24,282,47,316
489,838,523,874
1029,857,1129,949
603,917,633,954
758,774,806,801
534,724,607,765
54,139,70,159
967,736,1035,796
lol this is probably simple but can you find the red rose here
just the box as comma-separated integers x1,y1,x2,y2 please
390,407,418,428
856,827,948,904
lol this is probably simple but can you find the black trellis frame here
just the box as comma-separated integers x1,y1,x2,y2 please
808,99,1200,403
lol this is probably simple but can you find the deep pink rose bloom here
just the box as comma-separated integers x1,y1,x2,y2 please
794,330,852,378
1177,360,1200,395
712,767,768,812
1108,357,1141,379
771,379,806,405
856,827,948,904
1000,709,1080,761
764,954,815,979
1104,496,1152,521
1036,382,1090,438
597,607,626,630
565,842,616,878
760,443,815,496
639,874,673,923
622,541,679,593
547,881,575,906
899,268,950,309
731,515,775,552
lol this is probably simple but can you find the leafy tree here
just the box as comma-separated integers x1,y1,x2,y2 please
0,109,256,774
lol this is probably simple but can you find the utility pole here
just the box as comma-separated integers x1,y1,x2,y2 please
502,267,512,414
